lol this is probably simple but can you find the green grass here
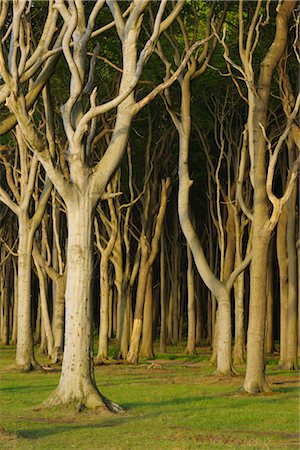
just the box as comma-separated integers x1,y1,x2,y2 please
0,344,299,449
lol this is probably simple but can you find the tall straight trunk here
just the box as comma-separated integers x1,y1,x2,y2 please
207,291,212,346
15,214,36,370
0,262,10,345
96,254,111,362
118,280,129,359
286,179,298,369
244,229,271,392
233,261,245,364
159,236,166,353
51,275,66,363
277,205,288,366
11,259,18,344
140,271,154,358
172,231,179,345
186,245,196,354
217,291,233,375
46,197,119,410
266,242,274,354
167,289,173,344
195,293,202,346
242,0,296,393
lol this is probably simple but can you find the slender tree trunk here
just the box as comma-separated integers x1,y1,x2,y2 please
167,289,173,344
11,259,18,344
160,236,166,353
233,268,245,365
186,245,196,355
51,276,66,363
127,251,149,364
140,271,154,358
15,215,36,370
266,241,274,354
0,262,10,345
277,205,288,366
96,253,111,362
286,178,298,369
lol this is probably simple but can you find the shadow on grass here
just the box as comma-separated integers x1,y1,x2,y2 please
122,395,214,410
16,420,124,440
15,414,143,440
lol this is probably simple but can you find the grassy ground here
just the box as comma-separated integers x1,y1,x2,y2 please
0,344,299,449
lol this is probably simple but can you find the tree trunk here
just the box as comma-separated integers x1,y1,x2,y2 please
277,205,288,366
216,290,233,375
51,275,66,363
11,259,18,345
0,262,10,345
233,268,245,365
15,215,37,370
266,241,274,354
286,179,298,369
159,236,166,353
96,253,111,363
244,231,271,393
126,251,149,364
140,271,154,358
186,245,196,355
45,197,121,411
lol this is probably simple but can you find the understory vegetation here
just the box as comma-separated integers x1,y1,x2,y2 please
0,344,299,449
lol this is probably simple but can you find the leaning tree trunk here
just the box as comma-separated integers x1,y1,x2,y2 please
45,196,120,411
140,271,154,358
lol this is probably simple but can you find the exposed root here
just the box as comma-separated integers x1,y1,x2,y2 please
42,387,124,413
16,357,43,373
185,347,197,356
94,357,115,365
242,379,272,394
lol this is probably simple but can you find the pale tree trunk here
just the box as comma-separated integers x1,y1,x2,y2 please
244,229,271,392
34,255,54,359
286,176,298,369
277,205,288,366
15,214,37,370
172,221,180,345
127,180,170,364
11,258,18,345
186,244,196,355
0,260,10,345
96,252,111,362
140,270,154,358
51,276,66,363
167,289,173,344
46,197,119,410
241,0,296,393
159,232,166,353
95,194,117,363
266,241,274,354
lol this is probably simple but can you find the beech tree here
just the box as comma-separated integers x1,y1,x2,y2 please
0,0,199,410
218,0,299,392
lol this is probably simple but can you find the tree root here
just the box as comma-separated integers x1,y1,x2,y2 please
42,387,124,413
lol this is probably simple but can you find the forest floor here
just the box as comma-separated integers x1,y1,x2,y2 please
0,343,299,449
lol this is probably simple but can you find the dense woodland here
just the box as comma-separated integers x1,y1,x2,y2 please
0,0,299,411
